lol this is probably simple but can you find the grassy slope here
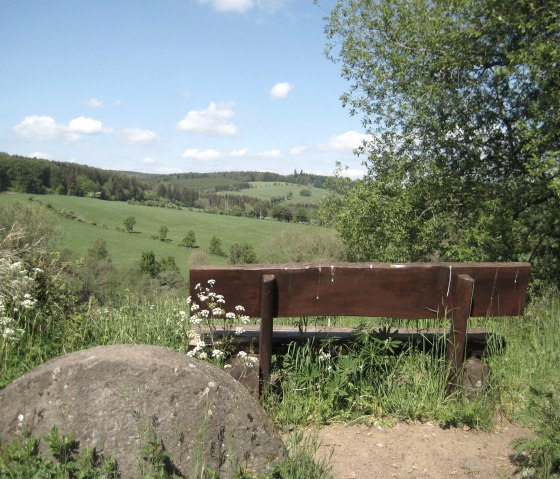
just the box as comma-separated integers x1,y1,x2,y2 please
218,182,328,205
0,193,328,276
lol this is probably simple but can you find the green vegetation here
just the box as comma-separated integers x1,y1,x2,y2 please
0,152,329,224
0,193,330,277
319,0,560,288
1,201,559,477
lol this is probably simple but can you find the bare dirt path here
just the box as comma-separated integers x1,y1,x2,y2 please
314,421,532,479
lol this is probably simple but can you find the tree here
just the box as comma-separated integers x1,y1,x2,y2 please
139,251,160,278
229,242,258,264
123,216,136,233
158,225,168,242
320,0,560,285
87,238,110,261
179,230,197,248
208,236,225,256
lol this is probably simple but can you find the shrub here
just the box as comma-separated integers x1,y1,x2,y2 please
208,236,225,256
229,242,258,264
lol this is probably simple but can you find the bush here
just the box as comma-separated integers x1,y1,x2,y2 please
229,242,258,264
208,236,225,256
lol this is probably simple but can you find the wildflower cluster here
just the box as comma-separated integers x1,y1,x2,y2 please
0,258,41,350
186,279,251,362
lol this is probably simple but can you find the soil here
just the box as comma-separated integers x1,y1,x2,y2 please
313,420,532,479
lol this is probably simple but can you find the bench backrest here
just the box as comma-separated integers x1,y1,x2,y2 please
189,262,531,319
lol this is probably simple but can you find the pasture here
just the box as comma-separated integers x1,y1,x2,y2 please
218,181,328,205
0,193,328,276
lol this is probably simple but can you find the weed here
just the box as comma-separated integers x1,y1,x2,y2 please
513,388,560,478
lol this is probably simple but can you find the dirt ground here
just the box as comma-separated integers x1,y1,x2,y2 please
313,421,532,479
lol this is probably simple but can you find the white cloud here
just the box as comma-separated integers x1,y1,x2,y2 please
67,116,106,134
120,128,161,144
176,102,237,136
29,151,52,159
230,148,249,157
84,98,103,108
199,0,254,13
143,157,156,164
320,130,372,152
181,148,222,161
14,115,111,141
13,115,60,140
257,149,282,158
289,145,307,155
270,82,293,99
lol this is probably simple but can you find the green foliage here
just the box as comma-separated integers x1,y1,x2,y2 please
179,230,197,248
513,388,560,478
261,229,347,263
140,251,161,278
0,427,119,478
158,225,168,242
87,238,110,261
321,0,560,286
229,242,258,264
299,188,311,197
208,236,225,256
124,216,136,233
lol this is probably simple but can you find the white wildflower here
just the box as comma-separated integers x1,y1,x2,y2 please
235,327,244,336
237,351,248,359
235,305,245,312
212,349,224,359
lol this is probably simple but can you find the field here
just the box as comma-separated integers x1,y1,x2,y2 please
218,182,328,205
0,193,329,276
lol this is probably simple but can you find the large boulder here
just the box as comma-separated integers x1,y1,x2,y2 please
0,344,286,478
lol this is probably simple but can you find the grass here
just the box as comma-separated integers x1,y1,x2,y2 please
2,286,560,477
0,193,329,276
219,182,328,205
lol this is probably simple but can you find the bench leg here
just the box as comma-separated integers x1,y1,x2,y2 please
259,274,277,397
447,274,474,392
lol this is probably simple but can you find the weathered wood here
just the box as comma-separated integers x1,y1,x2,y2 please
259,275,277,393
190,262,530,319
447,274,475,390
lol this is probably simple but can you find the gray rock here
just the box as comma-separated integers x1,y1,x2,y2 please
0,344,286,478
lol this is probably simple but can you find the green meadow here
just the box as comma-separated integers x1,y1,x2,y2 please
0,193,328,276
220,182,328,205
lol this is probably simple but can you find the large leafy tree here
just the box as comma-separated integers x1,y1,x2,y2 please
320,0,560,285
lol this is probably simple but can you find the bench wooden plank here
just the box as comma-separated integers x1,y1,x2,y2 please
190,262,530,318
189,262,530,394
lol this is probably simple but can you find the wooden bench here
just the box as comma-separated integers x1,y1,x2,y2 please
190,262,530,393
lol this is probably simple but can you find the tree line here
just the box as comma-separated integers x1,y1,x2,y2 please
0,153,324,223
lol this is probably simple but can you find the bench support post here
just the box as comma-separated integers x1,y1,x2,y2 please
259,274,277,396
447,273,474,391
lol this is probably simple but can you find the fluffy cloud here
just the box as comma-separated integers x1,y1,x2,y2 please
270,82,293,99
120,128,161,144
257,149,282,158
230,148,249,157
199,0,254,13
67,116,106,134
84,98,103,108
176,102,237,136
13,115,60,140
13,115,110,141
143,157,156,164
320,130,372,152
181,148,222,161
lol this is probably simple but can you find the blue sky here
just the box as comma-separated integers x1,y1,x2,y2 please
1,0,368,177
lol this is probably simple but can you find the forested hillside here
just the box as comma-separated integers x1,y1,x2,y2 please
0,152,330,223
